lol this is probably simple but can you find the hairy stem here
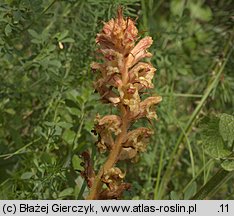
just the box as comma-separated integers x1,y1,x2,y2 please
86,105,129,199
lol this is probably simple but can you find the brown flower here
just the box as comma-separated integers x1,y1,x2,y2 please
126,37,153,68
129,62,156,90
130,96,162,120
123,127,153,150
95,115,122,152
102,167,125,191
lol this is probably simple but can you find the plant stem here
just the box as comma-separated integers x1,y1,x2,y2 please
0,138,41,159
191,169,234,200
160,93,203,98
154,145,165,199
86,106,129,200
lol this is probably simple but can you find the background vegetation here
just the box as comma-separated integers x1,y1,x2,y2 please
0,0,233,199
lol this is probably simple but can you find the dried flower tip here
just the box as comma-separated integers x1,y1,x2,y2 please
96,7,138,54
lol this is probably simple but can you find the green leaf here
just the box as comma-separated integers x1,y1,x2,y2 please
5,24,12,36
41,152,52,164
4,108,16,115
184,182,197,199
72,155,83,170
13,10,21,23
57,122,73,129
28,29,40,39
47,44,57,52
200,116,231,159
84,121,94,132
54,125,62,136
55,30,69,41
190,3,212,21
170,191,180,200
49,60,62,68
170,0,185,16
21,172,34,180
58,188,74,198
221,159,234,171
219,113,234,148
31,38,42,44
44,121,55,127
65,89,80,103
62,129,76,145
61,38,75,43
67,107,81,117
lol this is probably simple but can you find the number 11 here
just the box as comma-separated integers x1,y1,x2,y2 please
220,204,228,213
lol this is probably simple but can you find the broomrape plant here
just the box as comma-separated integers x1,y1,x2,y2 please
81,7,162,200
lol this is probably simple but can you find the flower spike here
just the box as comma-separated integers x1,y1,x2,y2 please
84,7,161,199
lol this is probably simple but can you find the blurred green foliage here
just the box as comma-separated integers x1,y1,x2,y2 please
0,0,233,199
